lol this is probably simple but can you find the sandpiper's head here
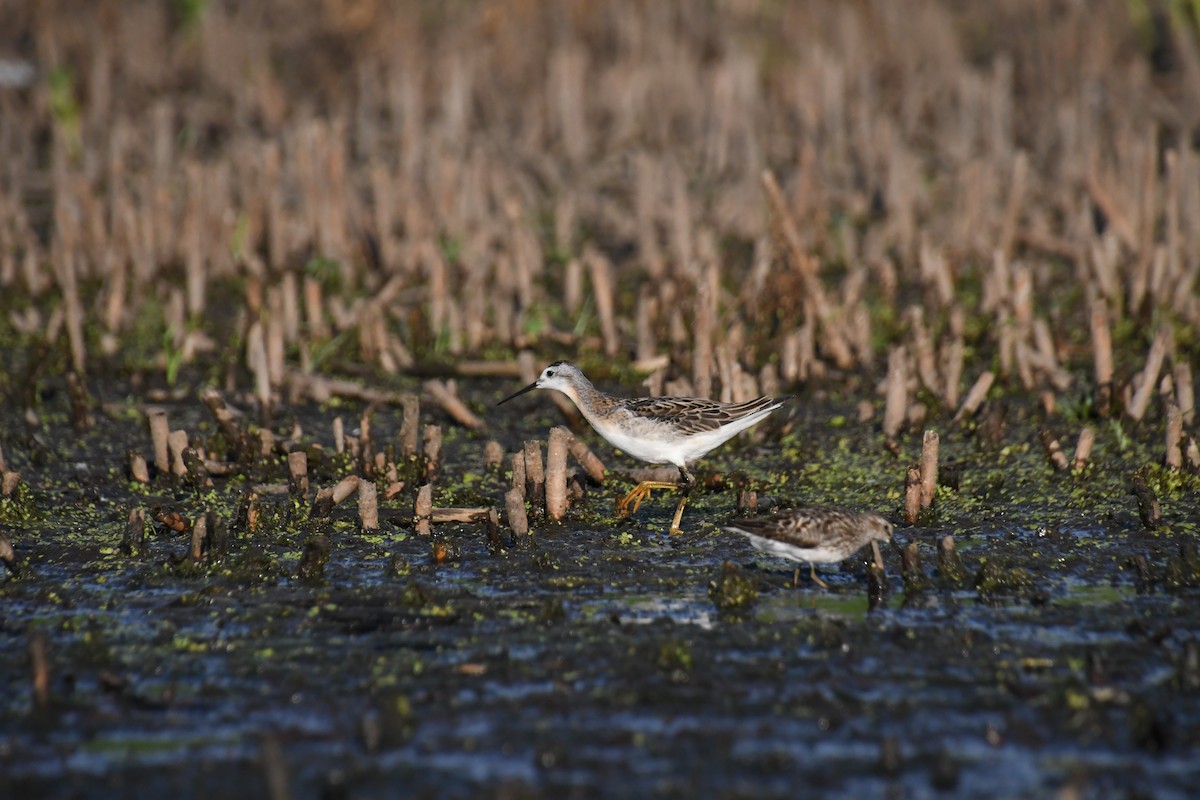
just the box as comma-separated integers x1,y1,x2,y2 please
868,515,895,544
497,361,585,405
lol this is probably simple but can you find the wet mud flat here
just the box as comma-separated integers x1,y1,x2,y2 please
2,379,1199,800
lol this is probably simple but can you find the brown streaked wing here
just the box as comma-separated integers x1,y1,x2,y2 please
620,395,781,436
729,507,861,549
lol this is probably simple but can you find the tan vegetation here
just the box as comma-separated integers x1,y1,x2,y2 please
0,1,1198,425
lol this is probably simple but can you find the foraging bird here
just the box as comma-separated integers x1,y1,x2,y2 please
725,506,893,589
498,361,784,534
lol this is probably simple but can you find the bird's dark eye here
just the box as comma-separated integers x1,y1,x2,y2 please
546,370,556,377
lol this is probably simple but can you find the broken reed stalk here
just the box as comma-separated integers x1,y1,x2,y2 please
919,430,939,508
201,387,245,442
333,417,345,454
937,535,966,587
287,451,309,501
423,380,485,431
505,488,529,535
311,475,361,518
1090,299,1114,414
901,541,929,594
430,508,495,523
167,430,189,478
545,427,570,521
1,469,19,499
484,441,504,472
1039,429,1069,472
510,451,526,496
1174,362,1194,424
903,465,921,524
400,394,420,458
1072,427,1096,471
1165,403,1183,469
882,347,908,442
524,440,545,515
190,512,207,561
358,411,375,477
954,371,995,422
29,631,50,711
1129,472,1162,529
147,408,170,475
66,371,93,431
358,480,378,531
414,483,433,535
567,432,607,483
182,448,214,490
1127,326,1172,422
128,449,150,483
422,424,442,482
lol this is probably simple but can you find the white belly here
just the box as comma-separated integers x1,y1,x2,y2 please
588,406,778,468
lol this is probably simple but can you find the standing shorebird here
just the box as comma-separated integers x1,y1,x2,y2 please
725,507,893,589
498,361,785,534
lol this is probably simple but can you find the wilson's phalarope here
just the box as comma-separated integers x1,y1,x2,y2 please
498,361,784,534
725,506,893,589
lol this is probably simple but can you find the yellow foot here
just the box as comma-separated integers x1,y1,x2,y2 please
616,480,678,518
669,527,685,536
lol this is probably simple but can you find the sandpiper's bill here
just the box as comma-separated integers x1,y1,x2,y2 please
498,361,785,534
725,506,893,589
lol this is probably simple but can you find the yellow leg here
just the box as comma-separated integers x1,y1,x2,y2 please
792,566,801,590
668,493,689,536
810,563,830,590
616,481,678,517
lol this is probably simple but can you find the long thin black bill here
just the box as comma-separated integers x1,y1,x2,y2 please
497,381,539,406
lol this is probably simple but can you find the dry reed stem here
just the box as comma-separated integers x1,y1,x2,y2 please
1090,299,1114,411
167,430,189,478
358,480,379,531
123,508,145,555
1166,404,1183,469
147,409,170,474
128,450,150,484
919,430,939,508
1174,362,1195,424
1129,472,1162,529
954,371,995,421
882,347,908,441
400,395,420,458
1039,429,1069,472
484,441,504,472
510,451,526,496
545,427,571,521
333,417,345,454
903,465,921,524
190,512,207,562
430,508,494,523
28,631,49,711
505,488,529,536
1072,427,1096,472
414,484,433,535
1127,325,1172,422
287,451,309,500
423,380,485,431
567,432,607,484
422,424,443,482
524,440,545,514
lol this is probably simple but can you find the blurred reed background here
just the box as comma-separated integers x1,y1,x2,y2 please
0,0,1197,426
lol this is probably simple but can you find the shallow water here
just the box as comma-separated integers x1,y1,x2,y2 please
2,379,1199,798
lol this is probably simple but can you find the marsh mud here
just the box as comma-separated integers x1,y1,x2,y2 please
2,377,1199,799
